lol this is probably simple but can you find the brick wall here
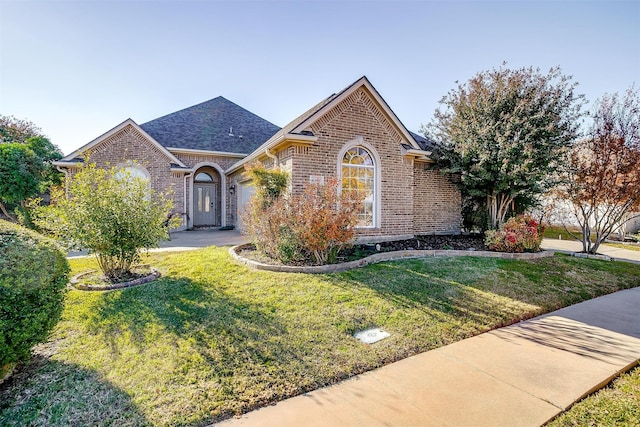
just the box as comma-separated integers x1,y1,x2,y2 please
413,164,462,234
228,86,463,239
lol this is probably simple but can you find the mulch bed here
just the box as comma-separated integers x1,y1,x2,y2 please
238,234,488,267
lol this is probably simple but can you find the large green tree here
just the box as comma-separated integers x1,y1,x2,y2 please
425,65,584,229
0,116,63,220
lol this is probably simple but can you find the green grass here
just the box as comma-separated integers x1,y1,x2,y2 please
605,242,640,252
548,365,640,426
543,225,584,241
1,249,639,426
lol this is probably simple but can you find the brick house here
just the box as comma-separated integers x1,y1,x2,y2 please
54,76,462,242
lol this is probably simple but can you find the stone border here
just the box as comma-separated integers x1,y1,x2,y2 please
70,268,161,291
571,252,612,261
230,244,555,274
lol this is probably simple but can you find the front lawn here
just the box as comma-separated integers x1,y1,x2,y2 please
1,249,639,426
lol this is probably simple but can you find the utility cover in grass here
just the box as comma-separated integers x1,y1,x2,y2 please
354,328,390,344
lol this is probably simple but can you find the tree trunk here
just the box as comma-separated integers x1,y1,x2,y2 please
0,201,16,222
487,192,514,229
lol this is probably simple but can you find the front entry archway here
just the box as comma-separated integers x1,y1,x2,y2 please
192,168,221,227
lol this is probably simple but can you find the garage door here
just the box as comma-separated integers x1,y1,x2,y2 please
236,181,256,232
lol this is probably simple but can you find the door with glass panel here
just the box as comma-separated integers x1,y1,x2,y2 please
193,183,217,226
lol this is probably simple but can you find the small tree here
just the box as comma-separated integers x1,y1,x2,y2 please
243,161,289,207
555,87,640,254
37,162,178,281
425,65,584,229
0,116,63,221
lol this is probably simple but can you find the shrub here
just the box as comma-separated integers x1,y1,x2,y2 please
243,162,289,207
243,194,303,263
290,179,362,264
241,165,361,265
0,220,69,371
485,214,545,253
241,163,296,261
35,162,179,282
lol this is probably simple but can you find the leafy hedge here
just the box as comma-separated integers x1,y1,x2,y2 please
0,220,69,370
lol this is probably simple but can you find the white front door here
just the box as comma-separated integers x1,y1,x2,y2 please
193,183,217,227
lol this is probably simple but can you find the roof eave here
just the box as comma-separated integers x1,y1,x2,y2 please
58,118,187,168
53,160,84,168
402,147,434,163
167,147,247,158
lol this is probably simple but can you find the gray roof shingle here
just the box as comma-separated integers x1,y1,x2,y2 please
140,96,280,154
409,131,437,152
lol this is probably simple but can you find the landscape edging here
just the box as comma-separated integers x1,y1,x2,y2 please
70,268,161,291
229,244,555,274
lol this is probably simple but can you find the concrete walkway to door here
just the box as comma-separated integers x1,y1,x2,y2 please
158,229,247,251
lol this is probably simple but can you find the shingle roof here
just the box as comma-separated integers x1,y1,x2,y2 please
140,97,280,154
409,131,437,152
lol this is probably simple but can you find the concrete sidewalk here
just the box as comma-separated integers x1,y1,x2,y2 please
542,238,640,264
217,287,640,427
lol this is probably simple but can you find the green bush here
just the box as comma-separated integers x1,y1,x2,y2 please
35,162,179,282
0,220,69,369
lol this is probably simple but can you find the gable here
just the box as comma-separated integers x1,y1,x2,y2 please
56,119,186,168
139,96,281,154
291,77,423,151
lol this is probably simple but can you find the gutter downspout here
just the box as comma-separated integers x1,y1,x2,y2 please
265,147,278,167
56,166,70,196
183,172,192,230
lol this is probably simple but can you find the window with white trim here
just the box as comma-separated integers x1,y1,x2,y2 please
341,146,375,227
114,165,150,183
114,164,151,197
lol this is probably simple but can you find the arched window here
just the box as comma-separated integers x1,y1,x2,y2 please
341,145,376,227
195,172,214,182
114,164,150,183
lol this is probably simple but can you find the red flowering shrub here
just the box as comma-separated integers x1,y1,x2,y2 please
485,215,545,253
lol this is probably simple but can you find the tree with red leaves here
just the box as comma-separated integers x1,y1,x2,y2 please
557,87,640,254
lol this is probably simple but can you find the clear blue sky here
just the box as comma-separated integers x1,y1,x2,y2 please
1,0,638,155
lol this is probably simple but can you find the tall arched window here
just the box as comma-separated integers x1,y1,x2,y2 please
341,145,376,227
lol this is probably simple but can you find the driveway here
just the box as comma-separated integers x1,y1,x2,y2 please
542,238,640,264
